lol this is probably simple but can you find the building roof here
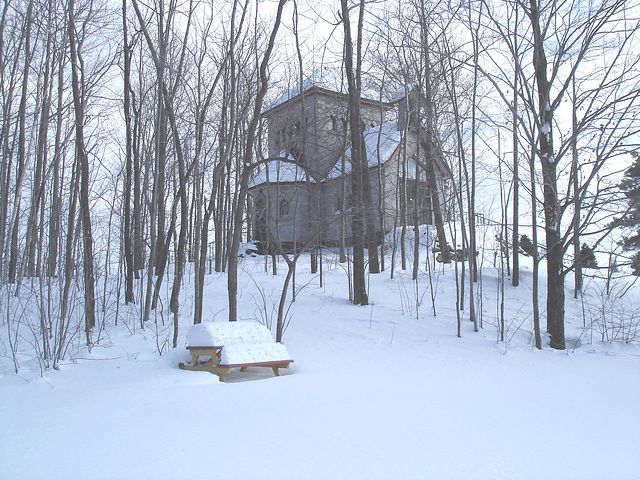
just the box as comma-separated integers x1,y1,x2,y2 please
389,84,415,103
249,123,402,188
248,151,316,189
250,121,451,189
263,68,393,114
326,123,403,179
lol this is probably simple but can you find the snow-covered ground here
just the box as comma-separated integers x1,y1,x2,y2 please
1,245,639,480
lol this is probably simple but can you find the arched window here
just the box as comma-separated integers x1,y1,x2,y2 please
279,198,290,217
254,194,267,243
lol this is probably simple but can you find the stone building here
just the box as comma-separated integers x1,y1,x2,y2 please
247,75,451,253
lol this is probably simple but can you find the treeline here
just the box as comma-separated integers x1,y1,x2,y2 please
1,0,639,371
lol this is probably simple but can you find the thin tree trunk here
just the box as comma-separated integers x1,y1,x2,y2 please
227,0,287,321
512,7,520,288
571,77,582,297
529,143,542,349
68,0,96,339
48,33,67,278
122,0,135,304
8,0,34,285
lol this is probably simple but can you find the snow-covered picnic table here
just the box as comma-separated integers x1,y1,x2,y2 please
178,321,293,382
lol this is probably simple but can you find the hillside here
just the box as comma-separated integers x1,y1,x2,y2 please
1,241,639,480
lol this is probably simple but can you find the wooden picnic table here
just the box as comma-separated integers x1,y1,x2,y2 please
179,342,293,382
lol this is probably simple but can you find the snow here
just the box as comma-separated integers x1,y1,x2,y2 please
264,68,348,112
186,321,291,365
541,122,550,135
328,122,402,178
221,342,290,365
1,230,639,480
362,123,403,167
390,84,413,103
264,67,386,113
187,321,274,347
249,152,314,188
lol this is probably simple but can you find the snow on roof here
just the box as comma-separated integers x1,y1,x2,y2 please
363,123,403,166
390,84,413,103
263,68,347,113
248,150,315,188
326,122,402,179
264,68,389,113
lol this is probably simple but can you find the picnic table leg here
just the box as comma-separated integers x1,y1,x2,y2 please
271,366,281,376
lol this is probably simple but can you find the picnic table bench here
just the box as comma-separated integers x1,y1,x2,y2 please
178,322,293,382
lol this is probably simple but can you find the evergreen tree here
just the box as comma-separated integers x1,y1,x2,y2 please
519,234,535,257
580,244,598,269
618,152,640,275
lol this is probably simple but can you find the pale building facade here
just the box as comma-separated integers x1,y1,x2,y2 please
248,77,450,253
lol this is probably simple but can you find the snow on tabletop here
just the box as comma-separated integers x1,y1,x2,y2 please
220,342,290,366
186,321,274,347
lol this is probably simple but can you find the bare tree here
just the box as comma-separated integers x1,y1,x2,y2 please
122,0,135,304
478,0,640,349
68,0,88,334
340,0,370,304
194,0,249,324
227,0,288,321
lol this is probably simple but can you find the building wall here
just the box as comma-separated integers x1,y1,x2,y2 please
265,88,385,178
254,87,446,251
251,183,314,249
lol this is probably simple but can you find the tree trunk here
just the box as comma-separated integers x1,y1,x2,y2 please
530,144,542,349
571,77,582,297
227,0,287,321
122,0,135,304
68,0,96,338
418,0,449,264
47,28,67,279
529,0,565,349
8,0,34,285
341,0,369,305
511,12,520,288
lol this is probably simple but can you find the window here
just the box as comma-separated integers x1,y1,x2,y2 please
403,157,426,180
279,198,290,217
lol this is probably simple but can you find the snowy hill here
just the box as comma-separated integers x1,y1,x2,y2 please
1,241,639,479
